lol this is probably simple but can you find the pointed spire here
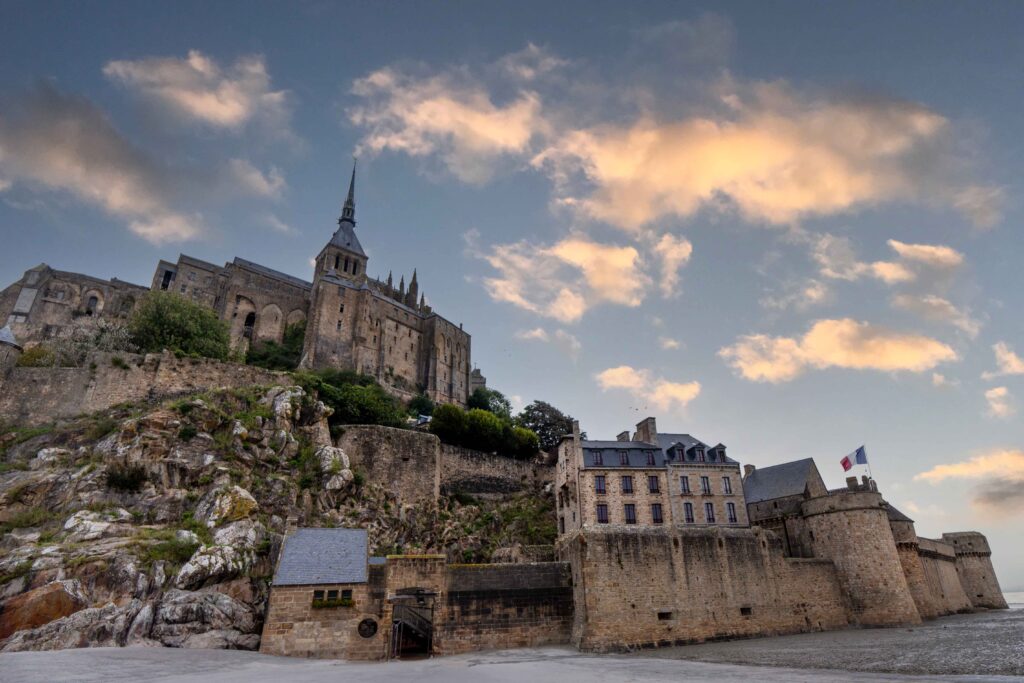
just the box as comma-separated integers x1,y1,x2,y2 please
386,270,393,288
419,293,425,309
410,268,417,285
398,275,405,298
339,158,356,226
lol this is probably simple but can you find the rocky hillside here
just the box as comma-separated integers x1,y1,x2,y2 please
0,385,556,652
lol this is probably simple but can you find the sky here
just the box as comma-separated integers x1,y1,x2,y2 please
1,1,1022,588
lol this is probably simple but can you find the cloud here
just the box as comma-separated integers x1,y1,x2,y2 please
891,294,980,338
262,213,296,235
761,278,831,311
534,83,999,230
652,233,693,297
931,372,957,388
887,239,963,269
497,43,568,81
953,185,1004,230
229,159,286,198
350,67,545,183
104,50,292,135
719,318,958,383
474,233,649,322
809,233,917,284
515,327,549,341
916,448,1024,514
515,326,581,359
659,337,681,350
0,83,201,243
982,342,1024,380
595,365,701,411
985,386,1014,419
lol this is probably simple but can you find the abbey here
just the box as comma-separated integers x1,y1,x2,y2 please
0,164,472,406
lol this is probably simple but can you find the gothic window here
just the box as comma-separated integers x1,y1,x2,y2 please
596,504,609,524
723,476,732,494
594,475,606,494
621,476,633,494
651,503,664,524
624,504,637,525
684,502,695,524
727,502,738,524
705,502,716,524
701,476,711,494
86,296,99,315
680,476,690,494
339,303,345,313
337,321,342,331
648,476,660,493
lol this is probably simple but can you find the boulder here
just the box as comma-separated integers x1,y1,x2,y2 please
62,508,133,542
29,448,70,470
151,589,258,649
0,580,88,640
194,485,258,528
259,386,305,430
0,600,143,652
174,520,266,589
316,445,353,490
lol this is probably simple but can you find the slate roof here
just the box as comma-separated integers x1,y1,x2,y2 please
0,325,20,349
742,458,817,504
581,441,664,468
329,221,366,257
657,433,738,465
233,257,312,290
885,502,915,524
272,528,368,586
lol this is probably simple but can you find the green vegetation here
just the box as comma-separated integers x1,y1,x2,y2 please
0,507,55,534
467,387,512,419
110,356,130,370
0,560,33,585
128,291,230,360
430,403,539,459
294,369,405,428
514,400,583,452
246,321,306,371
407,392,435,417
177,424,198,441
85,416,119,440
16,346,56,367
105,463,148,492
136,529,200,568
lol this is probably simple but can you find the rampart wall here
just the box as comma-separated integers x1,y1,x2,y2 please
0,351,287,425
942,532,1008,609
440,444,542,495
559,526,849,652
917,537,973,615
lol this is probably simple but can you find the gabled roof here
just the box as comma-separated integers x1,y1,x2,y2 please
742,458,819,504
581,440,664,468
272,528,368,586
658,433,738,464
328,221,366,257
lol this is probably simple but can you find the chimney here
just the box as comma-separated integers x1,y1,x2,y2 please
616,430,631,442
743,464,755,478
635,417,658,444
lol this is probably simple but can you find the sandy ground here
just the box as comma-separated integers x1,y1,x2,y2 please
2,608,1021,683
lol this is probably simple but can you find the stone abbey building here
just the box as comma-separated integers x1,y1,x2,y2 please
0,164,472,406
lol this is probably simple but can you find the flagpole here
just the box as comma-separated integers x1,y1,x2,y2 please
865,444,873,481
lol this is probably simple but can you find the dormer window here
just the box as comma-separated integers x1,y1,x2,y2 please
619,450,629,466
593,451,603,466
646,451,655,466
696,448,705,462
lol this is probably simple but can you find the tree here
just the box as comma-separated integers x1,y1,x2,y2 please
246,320,306,371
467,387,512,419
514,400,582,452
408,392,435,416
430,403,467,444
464,408,504,452
294,370,405,428
509,426,540,460
128,291,230,360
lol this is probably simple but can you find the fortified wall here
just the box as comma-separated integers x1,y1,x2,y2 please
338,425,545,505
941,532,1009,609
0,350,287,425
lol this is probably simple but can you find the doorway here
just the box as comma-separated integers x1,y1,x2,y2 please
389,589,436,659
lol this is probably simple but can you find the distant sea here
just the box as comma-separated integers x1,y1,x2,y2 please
1005,592,1024,608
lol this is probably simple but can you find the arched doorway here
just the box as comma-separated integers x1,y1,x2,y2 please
389,588,436,659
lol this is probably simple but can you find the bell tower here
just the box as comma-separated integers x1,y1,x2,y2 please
314,160,367,283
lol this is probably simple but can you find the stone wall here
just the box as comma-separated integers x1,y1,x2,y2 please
337,426,441,505
436,562,573,654
0,351,288,426
440,444,541,495
801,491,921,626
559,526,849,652
917,537,973,615
941,532,1008,609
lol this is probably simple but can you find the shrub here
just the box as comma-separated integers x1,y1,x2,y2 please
177,424,198,441
515,400,582,452
407,392,435,417
106,463,148,492
430,403,468,444
141,537,199,567
246,321,306,371
16,346,55,367
128,291,230,360
0,507,54,534
295,371,405,428
464,409,504,452
85,417,119,440
467,387,512,419
111,356,130,370
510,426,540,460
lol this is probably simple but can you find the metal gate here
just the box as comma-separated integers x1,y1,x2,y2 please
389,599,434,658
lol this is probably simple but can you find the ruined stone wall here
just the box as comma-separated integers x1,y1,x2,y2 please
337,426,441,505
0,351,288,425
259,582,385,659
917,537,973,615
942,532,1008,609
440,444,541,495
802,491,921,626
435,562,573,655
559,526,849,652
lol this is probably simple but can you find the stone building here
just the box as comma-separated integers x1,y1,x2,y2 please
1,163,474,406
555,416,748,535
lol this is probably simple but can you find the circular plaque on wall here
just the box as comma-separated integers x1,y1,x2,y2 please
358,618,378,638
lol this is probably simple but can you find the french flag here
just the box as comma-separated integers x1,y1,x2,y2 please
841,446,868,472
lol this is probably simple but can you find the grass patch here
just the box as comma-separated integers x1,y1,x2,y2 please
110,356,130,370
0,461,30,474
85,416,119,441
139,536,200,567
0,507,57,535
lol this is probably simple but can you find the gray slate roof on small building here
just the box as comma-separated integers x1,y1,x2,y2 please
742,458,817,504
0,325,20,349
272,528,368,586
885,503,915,524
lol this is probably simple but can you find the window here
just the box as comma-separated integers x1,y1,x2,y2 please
619,450,629,466
334,255,340,270
344,257,350,272
680,476,690,494
327,590,339,600
727,502,738,524
337,321,342,331
621,475,633,494
160,271,173,290
648,475,660,493
353,261,359,275
243,312,256,339
651,503,664,524
740,606,752,616
559,517,565,534
705,502,716,524
187,271,196,281
646,451,655,466
596,503,609,524
624,504,637,524
594,475,606,494
657,611,673,621
723,476,732,494
684,502,694,524
593,451,603,466
86,296,99,315
339,303,345,313
180,284,187,293
342,589,353,601
696,448,705,462
313,590,325,600
701,476,711,494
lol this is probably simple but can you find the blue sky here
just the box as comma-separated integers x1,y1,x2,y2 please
2,1,1022,588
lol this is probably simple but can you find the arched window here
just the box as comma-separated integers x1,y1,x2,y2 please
243,312,256,339
86,296,99,315
353,261,359,275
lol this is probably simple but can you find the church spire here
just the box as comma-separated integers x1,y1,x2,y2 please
339,159,356,226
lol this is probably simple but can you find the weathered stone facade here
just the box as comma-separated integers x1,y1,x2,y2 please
941,532,1008,609
2,165,473,407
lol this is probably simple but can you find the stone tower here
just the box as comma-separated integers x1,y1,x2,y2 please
0,325,23,381
313,161,367,283
801,480,921,626
941,532,1008,609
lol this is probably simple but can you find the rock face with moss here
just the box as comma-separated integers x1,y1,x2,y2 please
0,385,556,652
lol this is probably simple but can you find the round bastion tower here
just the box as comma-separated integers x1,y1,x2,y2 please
941,532,1008,609
0,325,23,381
802,482,921,626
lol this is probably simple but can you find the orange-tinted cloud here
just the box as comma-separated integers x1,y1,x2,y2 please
595,365,701,411
982,342,1024,380
719,318,958,382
